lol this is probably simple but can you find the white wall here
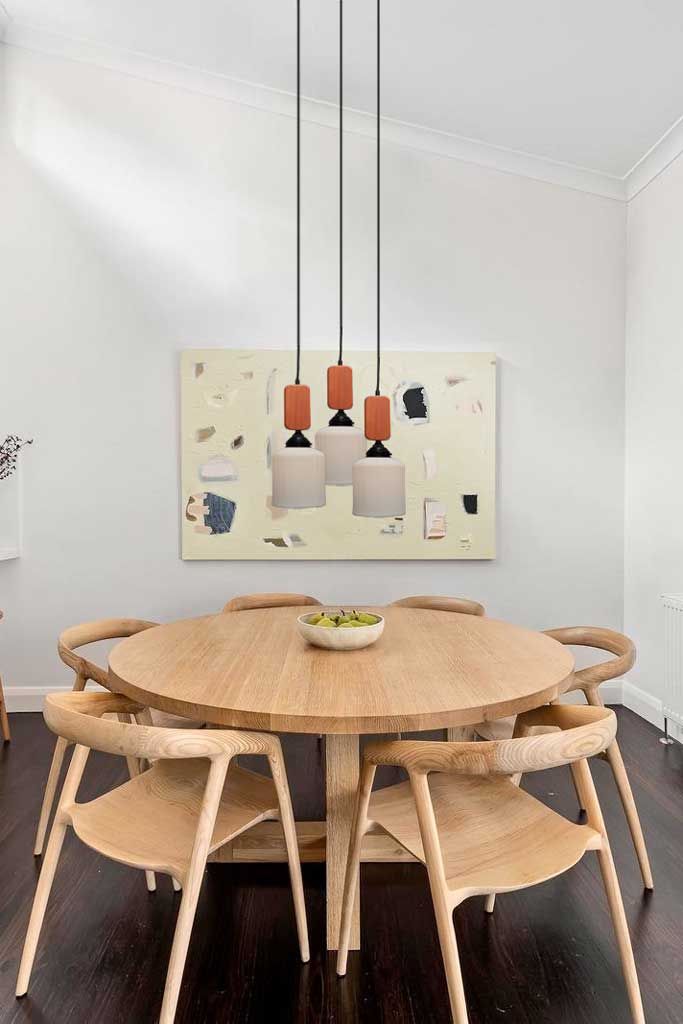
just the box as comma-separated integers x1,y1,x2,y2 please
0,47,627,701
624,152,683,724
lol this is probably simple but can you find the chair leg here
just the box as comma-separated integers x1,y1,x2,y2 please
34,736,70,856
583,689,653,890
270,750,309,963
571,756,645,1024
16,820,68,995
0,675,10,742
18,743,90,997
158,758,229,1024
431,896,469,1024
569,760,586,813
122,716,158,894
604,741,653,890
410,772,469,1023
336,761,376,976
596,843,646,1023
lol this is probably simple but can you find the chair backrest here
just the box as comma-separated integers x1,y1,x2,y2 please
58,618,158,687
43,691,279,763
222,593,322,613
391,595,485,617
544,626,635,693
364,705,616,777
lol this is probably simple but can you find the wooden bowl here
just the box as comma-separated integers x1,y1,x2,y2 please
296,612,385,650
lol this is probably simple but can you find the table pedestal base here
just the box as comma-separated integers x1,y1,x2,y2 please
208,820,418,865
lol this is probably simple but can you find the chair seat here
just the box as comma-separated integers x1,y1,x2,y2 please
369,773,598,897
70,761,278,880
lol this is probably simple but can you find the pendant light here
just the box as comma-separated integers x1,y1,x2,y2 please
315,0,365,485
271,0,326,510
352,0,406,518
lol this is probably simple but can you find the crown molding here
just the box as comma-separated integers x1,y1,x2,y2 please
624,113,683,200
1,20,629,202
6,20,683,203
0,4,11,39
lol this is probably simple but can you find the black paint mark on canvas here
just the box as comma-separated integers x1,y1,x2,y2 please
402,386,428,420
462,494,478,515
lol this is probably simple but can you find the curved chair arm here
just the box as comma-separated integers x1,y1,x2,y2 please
391,595,485,616
58,618,158,687
223,594,322,613
364,706,616,777
544,627,635,693
44,691,282,763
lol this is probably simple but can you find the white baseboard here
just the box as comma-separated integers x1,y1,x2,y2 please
622,681,664,730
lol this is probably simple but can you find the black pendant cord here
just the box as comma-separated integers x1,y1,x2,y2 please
375,0,381,396
338,0,344,366
295,0,301,385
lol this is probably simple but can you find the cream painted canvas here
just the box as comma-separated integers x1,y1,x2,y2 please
181,349,496,560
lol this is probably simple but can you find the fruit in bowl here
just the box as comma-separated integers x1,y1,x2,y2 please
308,610,381,628
297,609,385,650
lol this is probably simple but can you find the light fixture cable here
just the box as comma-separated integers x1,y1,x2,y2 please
375,0,381,395
338,0,344,366
296,0,301,384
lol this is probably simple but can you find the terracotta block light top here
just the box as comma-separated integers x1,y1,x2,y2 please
364,395,391,441
284,384,311,431
327,365,353,410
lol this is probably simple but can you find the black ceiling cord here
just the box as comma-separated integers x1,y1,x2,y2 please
295,0,301,385
375,0,381,396
338,0,344,366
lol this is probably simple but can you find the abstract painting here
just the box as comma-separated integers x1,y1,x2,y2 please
181,349,496,559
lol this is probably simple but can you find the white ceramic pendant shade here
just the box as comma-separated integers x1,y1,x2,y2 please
352,453,406,517
271,445,326,509
315,425,365,485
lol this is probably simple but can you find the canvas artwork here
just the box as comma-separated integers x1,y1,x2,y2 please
181,349,496,560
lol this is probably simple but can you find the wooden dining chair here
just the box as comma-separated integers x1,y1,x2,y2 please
17,690,309,1024
34,619,202,875
337,705,645,1024
391,597,486,741
391,595,485,618
475,627,653,891
0,611,9,743
222,593,322,613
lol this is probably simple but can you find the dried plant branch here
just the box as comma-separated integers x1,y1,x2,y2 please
0,435,33,481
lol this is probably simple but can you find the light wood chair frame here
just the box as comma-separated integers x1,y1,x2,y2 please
477,626,652,890
546,627,652,890
33,618,158,860
336,705,645,1024
222,593,322,613
17,690,309,1024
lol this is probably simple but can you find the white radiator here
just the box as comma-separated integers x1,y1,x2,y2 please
662,594,683,740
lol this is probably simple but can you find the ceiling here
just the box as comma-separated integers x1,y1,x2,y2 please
3,0,683,180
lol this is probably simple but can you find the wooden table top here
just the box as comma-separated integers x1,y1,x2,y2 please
108,606,574,734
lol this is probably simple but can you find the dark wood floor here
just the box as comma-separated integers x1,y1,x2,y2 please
0,709,681,1023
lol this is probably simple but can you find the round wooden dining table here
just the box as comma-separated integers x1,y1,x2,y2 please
108,605,574,951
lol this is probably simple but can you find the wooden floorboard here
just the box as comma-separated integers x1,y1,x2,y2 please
0,709,681,1023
